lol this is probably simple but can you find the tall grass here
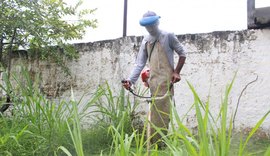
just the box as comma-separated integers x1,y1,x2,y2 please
87,82,139,135
0,68,75,155
1,67,269,155
150,76,270,156
108,112,136,156
106,75,270,156
65,87,84,156
237,110,270,156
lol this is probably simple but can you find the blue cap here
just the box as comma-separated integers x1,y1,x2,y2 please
139,11,160,26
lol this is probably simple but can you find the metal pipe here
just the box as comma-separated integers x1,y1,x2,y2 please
123,0,128,37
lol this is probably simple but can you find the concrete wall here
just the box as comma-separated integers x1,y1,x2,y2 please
10,29,270,135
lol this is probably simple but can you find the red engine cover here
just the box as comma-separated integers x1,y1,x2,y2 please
141,68,150,82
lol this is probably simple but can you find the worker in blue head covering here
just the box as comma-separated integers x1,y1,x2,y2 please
139,11,161,36
122,11,186,151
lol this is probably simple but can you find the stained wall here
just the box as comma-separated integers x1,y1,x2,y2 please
10,29,270,135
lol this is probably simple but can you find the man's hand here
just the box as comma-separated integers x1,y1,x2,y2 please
121,80,132,90
171,72,181,83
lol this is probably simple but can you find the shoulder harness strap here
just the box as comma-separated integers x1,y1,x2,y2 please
145,40,157,62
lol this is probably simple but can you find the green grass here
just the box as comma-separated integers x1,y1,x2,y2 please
230,133,270,156
1,68,270,156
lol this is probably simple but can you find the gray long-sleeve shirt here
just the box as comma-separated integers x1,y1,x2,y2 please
128,30,186,84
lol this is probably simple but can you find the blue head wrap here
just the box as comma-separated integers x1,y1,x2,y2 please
139,11,160,26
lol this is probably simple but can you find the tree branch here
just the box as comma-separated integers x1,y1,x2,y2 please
7,28,17,79
232,74,259,129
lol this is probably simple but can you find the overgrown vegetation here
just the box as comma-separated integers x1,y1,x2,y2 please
0,68,269,156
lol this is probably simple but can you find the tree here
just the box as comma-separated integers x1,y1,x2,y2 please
0,0,97,75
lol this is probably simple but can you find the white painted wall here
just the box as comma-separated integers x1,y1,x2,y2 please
10,29,270,134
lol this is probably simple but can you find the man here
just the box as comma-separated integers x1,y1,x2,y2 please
122,11,186,149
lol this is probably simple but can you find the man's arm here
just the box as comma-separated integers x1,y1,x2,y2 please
122,39,148,90
168,33,186,83
172,56,186,83
175,56,186,74
127,40,148,84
